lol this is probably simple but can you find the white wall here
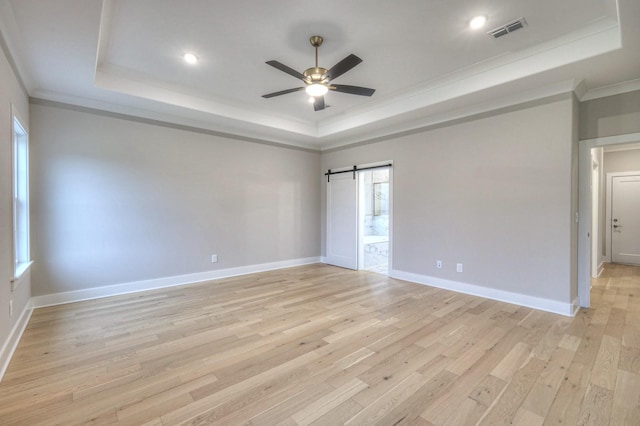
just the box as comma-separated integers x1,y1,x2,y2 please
29,102,321,297
322,96,576,308
0,33,31,375
604,148,640,174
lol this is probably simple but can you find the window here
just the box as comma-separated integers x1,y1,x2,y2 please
12,115,30,280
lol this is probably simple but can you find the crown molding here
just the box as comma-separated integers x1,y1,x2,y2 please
580,78,640,101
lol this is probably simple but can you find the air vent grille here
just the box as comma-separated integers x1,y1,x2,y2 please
488,17,527,38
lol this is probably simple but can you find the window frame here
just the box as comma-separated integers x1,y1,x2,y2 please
11,109,32,284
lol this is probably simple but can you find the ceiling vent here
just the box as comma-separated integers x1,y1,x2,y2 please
487,17,527,38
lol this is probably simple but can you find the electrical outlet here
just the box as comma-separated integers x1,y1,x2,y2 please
436,260,442,269
456,263,463,272
211,254,218,263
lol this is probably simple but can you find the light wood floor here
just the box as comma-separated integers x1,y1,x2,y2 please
0,263,638,425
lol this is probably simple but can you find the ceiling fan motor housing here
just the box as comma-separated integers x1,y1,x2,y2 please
303,67,329,84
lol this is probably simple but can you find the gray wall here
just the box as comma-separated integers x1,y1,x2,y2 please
29,103,321,296
580,90,640,139
322,96,576,304
0,35,31,361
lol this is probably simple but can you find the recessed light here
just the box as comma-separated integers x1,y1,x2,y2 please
469,15,487,30
183,53,198,64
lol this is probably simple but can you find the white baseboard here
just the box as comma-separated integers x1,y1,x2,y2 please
31,257,321,308
389,269,577,317
0,301,33,382
571,297,581,316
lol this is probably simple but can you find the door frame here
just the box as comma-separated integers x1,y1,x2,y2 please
591,159,600,278
578,132,640,308
605,171,640,263
325,160,393,272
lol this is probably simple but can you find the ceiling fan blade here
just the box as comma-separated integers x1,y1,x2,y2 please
324,54,363,80
262,87,305,98
313,96,326,111
331,84,375,96
266,60,306,81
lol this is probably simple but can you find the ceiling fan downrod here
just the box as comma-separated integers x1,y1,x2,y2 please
304,36,327,84
310,35,323,68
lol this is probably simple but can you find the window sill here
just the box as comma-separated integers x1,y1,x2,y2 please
11,261,33,292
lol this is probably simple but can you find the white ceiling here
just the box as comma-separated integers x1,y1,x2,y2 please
1,0,639,150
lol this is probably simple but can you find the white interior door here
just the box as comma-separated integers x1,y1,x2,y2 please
612,175,640,265
326,172,358,269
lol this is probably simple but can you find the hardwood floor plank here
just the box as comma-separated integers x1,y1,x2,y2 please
441,397,486,426
512,407,545,426
589,335,621,390
374,369,458,425
622,324,640,349
244,382,335,426
468,374,507,408
490,341,531,381
520,347,575,418
610,369,640,425
477,356,547,425
575,383,613,426
353,346,449,408
308,399,364,426
290,377,368,425
619,344,640,374
543,361,589,426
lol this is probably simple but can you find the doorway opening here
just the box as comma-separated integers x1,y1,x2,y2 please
606,171,640,265
359,168,390,274
579,138,640,308
588,145,640,276
325,162,392,273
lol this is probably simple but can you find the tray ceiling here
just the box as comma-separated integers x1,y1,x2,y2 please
1,0,639,149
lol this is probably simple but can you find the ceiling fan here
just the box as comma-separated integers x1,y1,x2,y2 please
262,35,375,111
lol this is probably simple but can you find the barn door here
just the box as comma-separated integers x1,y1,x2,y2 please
326,172,358,269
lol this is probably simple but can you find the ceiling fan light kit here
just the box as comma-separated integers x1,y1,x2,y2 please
306,83,328,97
262,35,375,111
